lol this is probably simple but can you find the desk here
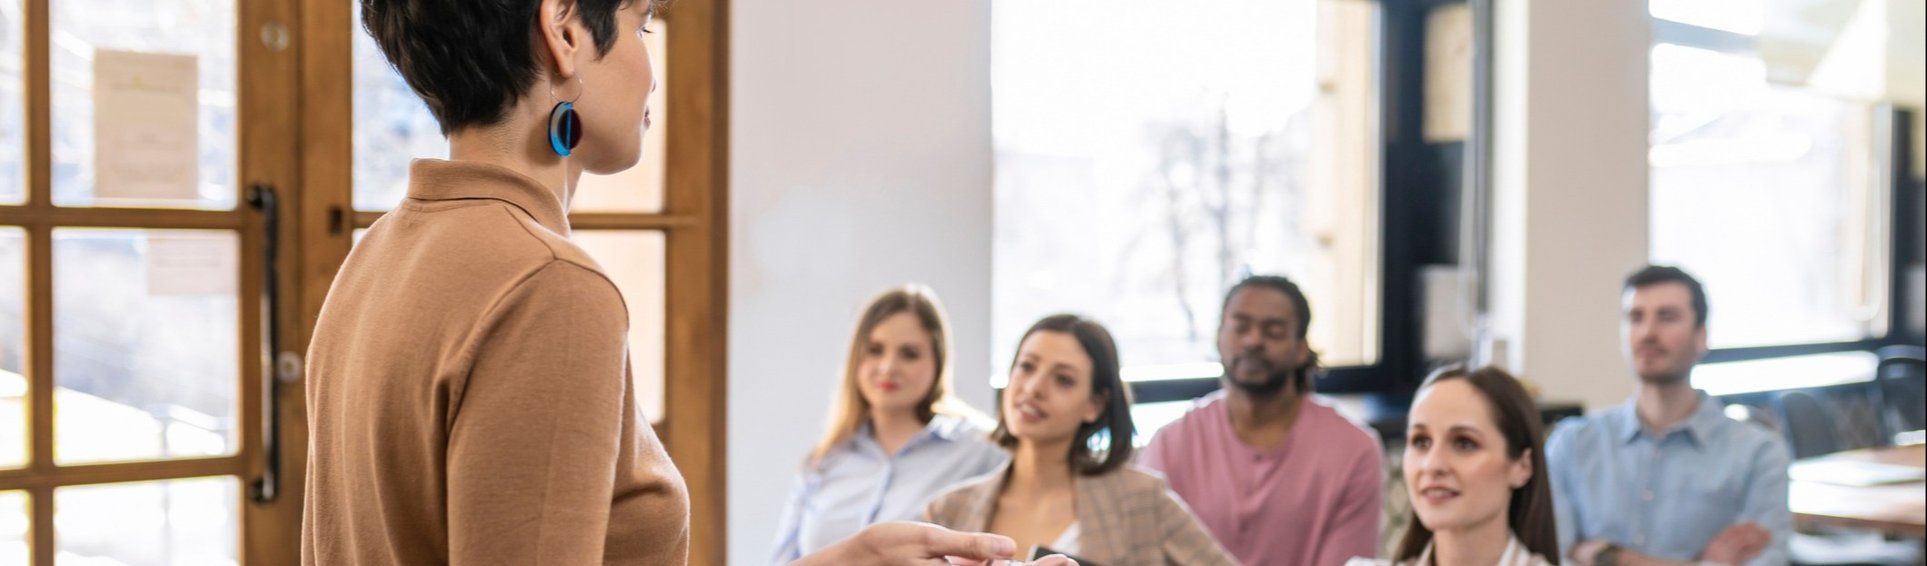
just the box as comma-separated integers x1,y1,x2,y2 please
1790,443,1926,538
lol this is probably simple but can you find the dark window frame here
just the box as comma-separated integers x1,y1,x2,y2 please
1648,16,1925,367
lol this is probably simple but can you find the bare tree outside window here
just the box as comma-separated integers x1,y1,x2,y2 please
991,0,1381,413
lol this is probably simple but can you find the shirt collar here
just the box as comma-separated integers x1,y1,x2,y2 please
924,413,975,442
1614,390,1720,447
1500,533,1530,565
405,159,571,237
1409,534,1540,566
855,414,970,454
1681,390,1727,444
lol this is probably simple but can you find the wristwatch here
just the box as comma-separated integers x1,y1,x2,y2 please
1595,544,1623,566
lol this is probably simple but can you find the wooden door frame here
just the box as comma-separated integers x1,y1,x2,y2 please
293,1,730,564
0,0,303,563
243,0,306,564
659,1,730,563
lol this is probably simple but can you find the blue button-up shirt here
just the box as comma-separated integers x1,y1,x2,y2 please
769,414,1009,564
1546,392,1792,566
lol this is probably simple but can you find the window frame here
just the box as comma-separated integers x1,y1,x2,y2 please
0,0,300,563
1647,15,1924,368
1110,0,1434,411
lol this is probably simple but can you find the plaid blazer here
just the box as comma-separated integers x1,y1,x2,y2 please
923,463,1239,566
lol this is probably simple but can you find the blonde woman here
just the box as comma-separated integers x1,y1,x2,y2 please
770,285,1009,563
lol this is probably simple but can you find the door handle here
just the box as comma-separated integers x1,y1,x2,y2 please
245,183,284,503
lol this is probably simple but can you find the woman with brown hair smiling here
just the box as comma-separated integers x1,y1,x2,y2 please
925,315,1234,566
1350,365,1560,566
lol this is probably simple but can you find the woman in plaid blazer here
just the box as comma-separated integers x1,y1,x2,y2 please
924,315,1237,566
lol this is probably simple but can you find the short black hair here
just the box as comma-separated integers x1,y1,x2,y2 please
1221,274,1320,392
992,314,1136,476
1623,265,1708,327
361,0,645,134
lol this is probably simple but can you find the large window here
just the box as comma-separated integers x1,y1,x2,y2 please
1648,6,1891,351
1647,0,1927,412
990,0,1382,413
1650,42,1885,348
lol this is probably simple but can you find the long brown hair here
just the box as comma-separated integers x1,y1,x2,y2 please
989,314,1135,475
1394,365,1560,564
808,284,973,467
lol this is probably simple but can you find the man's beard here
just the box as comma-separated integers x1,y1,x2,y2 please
1632,344,1693,386
1636,366,1692,387
1225,356,1297,397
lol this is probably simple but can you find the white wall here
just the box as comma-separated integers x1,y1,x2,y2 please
728,1,995,563
1489,0,1651,411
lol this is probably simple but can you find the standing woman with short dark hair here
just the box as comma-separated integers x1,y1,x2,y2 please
305,1,1057,563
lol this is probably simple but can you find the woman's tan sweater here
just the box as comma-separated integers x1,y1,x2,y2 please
302,159,689,565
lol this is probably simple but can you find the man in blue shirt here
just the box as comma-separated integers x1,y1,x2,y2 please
1547,265,1792,566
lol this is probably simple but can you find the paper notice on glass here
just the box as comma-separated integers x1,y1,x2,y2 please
146,232,236,297
94,50,199,203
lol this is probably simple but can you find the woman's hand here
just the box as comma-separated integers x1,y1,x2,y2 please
953,555,1077,566
793,522,1077,566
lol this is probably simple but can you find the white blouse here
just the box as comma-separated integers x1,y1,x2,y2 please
1346,534,1556,566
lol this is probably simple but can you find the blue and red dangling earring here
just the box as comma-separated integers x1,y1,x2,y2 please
548,77,585,157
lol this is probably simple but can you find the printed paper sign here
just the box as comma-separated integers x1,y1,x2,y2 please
94,50,200,203
146,232,236,297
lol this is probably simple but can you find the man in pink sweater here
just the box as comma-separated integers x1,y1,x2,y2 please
1140,275,1384,566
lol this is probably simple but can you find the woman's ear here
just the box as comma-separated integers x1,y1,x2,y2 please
1509,448,1535,489
536,0,584,80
